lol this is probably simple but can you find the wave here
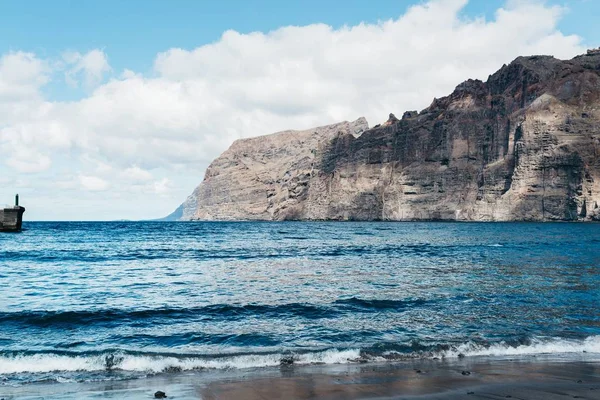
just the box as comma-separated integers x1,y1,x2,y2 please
0,349,361,375
0,305,331,327
333,297,430,310
1,336,598,375
0,298,434,327
0,241,504,264
444,335,600,357
379,335,600,360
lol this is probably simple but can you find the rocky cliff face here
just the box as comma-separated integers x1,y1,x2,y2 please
173,52,600,221
177,118,369,220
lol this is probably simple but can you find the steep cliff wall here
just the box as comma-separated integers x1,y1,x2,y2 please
173,52,600,221
178,118,369,220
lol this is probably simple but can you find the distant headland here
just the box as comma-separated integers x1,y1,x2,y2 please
165,50,600,222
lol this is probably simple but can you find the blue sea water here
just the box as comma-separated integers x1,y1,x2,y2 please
0,221,599,386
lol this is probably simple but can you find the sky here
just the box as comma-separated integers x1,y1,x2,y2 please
0,0,597,221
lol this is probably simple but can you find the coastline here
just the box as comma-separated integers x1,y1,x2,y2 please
2,355,599,399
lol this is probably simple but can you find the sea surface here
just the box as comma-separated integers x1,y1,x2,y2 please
0,221,599,386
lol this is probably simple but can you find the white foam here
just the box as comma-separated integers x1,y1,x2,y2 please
443,335,600,358
55,376,77,383
2,337,598,375
0,348,362,374
296,348,361,364
0,353,101,374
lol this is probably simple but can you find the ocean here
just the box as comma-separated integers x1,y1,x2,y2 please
1,221,599,388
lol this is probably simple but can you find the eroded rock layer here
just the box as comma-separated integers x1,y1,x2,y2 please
173,52,600,221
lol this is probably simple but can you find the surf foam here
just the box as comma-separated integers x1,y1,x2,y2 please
0,348,362,374
1,336,598,375
443,335,600,358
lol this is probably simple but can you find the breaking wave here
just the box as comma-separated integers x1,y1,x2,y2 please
378,335,600,360
442,335,600,358
2,336,598,376
0,349,361,375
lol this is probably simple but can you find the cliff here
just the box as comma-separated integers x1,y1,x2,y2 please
172,52,600,221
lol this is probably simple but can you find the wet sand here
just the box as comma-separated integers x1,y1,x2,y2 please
2,356,600,399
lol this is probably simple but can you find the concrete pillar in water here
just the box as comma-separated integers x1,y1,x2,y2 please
1,195,25,232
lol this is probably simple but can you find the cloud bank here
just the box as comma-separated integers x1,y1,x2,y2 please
0,0,586,220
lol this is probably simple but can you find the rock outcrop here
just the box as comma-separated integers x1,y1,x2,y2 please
178,118,369,220
172,52,600,221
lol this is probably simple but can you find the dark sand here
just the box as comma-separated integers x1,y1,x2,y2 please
2,356,600,399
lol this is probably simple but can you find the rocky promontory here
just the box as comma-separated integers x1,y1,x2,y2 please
169,52,600,221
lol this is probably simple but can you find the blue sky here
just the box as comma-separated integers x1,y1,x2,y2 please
0,0,597,220
2,0,596,99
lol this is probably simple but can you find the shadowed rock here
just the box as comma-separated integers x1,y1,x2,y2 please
280,356,295,366
383,113,400,126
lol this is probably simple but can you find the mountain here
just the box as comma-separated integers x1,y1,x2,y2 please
169,50,600,221
157,203,184,221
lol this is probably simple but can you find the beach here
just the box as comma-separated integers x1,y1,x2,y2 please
2,356,600,399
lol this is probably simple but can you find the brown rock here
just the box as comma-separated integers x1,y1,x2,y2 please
171,52,600,221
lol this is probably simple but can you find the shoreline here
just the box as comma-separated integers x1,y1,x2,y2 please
2,355,599,399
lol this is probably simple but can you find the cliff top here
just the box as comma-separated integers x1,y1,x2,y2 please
391,51,600,121
228,117,369,149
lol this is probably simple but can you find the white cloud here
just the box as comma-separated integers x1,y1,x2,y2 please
0,51,48,102
63,49,111,88
0,0,588,219
152,178,173,195
78,175,110,191
5,150,51,173
122,165,153,182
